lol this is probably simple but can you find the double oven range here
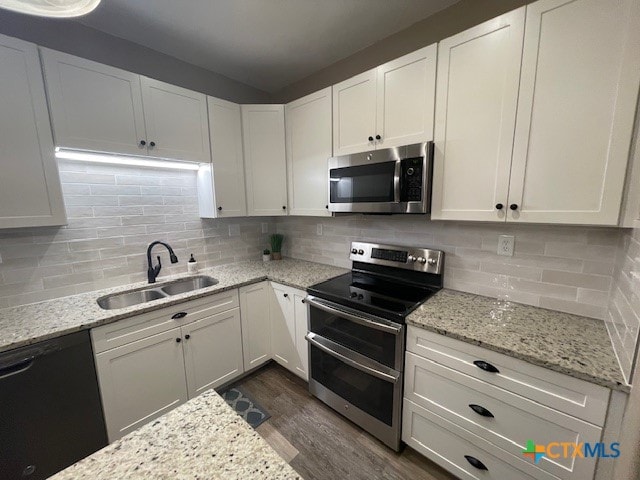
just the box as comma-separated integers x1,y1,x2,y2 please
305,241,444,451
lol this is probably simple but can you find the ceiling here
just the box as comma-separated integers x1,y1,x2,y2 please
79,0,459,93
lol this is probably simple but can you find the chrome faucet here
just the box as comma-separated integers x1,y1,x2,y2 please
147,241,178,283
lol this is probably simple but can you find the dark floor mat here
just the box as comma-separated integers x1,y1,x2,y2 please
220,387,271,428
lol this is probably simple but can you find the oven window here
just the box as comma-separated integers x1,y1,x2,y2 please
310,346,394,426
329,161,395,203
309,306,398,368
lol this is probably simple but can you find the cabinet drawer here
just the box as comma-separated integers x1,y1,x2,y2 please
92,290,239,353
405,352,600,480
406,326,609,425
403,399,557,480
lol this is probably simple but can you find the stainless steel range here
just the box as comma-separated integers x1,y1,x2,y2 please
305,241,444,451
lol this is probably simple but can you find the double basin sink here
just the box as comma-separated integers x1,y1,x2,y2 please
97,275,218,310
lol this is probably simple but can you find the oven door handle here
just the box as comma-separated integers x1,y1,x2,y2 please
305,296,402,335
305,333,400,384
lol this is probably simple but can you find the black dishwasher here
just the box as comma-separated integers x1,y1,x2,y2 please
0,330,108,479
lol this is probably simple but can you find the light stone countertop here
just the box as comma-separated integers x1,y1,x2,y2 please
406,289,629,392
50,389,301,480
0,258,348,354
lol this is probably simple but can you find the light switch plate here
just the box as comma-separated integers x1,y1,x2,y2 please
316,224,323,236
261,223,269,234
229,224,240,236
497,235,515,257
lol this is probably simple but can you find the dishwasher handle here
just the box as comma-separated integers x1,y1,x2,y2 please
0,355,35,380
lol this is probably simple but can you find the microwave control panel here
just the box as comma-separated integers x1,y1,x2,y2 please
400,157,423,202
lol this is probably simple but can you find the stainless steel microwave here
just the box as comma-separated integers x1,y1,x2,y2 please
328,142,433,214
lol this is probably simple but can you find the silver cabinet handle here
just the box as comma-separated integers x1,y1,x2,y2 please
305,332,400,384
304,296,401,335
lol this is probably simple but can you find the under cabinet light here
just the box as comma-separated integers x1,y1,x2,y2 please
55,149,201,171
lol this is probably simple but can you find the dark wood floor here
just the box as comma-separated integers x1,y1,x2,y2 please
229,363,457,480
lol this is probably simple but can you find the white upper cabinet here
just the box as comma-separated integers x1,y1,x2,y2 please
140,76,211,163
375,45,437,149
286,87,332,216
204,97,247,217
508,0,640,225
431,8,525,222
40,48,147,156
332,44,436,156
242,104,288,216
42,48,211,163
0,36,66,228
333,70,377,155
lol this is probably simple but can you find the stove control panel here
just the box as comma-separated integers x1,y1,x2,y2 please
349,241,444,274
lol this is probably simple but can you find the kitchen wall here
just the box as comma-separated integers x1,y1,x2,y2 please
276,215,622,321
0,161,275,309
274,0,535,102
0,10,270,104
606,228,640,382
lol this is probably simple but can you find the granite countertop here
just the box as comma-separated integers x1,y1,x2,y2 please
50,389,300,480
406,289,629,392
0,258,348,354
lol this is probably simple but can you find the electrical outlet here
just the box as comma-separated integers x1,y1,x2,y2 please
228,224,240,236
261,223,268,234
316,224,323,236
497,235,515,257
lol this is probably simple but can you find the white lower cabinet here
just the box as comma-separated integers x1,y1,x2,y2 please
269,282,309,381
94,327,189,442
92,291,244,442
239,282,272,370
403,326,610,480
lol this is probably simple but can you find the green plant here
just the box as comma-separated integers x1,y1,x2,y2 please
270,234,284,253
263,249,270,255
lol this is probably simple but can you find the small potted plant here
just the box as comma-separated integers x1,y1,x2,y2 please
262,249,271,262
270,234,284,260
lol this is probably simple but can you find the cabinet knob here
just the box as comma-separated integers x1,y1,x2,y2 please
368,136,374,142
149,141,156,147
217,206,222,211
495,203,503,210
375,134,381,140
139,140,146,146
282,205,286,210
301,299,305,304
464,456,488,471
510,203,518,211
468,404,494,418
283,293,289,298
185,334,191,340
325,205,328,209
176,338,182,343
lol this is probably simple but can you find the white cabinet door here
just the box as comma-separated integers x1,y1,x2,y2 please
376,44,436,149
0,36,66,228
140,76,211,163
207,96,246,217
332,69,377,155
239,282,272,370
293,290,309,381
95,327,188,442
40,48,147,156
242,105,288,216
286,87,332,217
508,0,640,225
182,308,244,397
269,283,297,370
431,9,525,221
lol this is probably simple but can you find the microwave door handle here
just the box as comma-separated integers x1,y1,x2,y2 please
394,160,401,203
305,296,401,335
305,333,400,384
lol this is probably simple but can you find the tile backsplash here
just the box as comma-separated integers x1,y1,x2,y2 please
276,215,623,321
606,227,640,382
0,160,275,308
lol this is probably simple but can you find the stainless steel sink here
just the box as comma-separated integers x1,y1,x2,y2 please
160,275,219,296
96,275,219,310
97,289,167,310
